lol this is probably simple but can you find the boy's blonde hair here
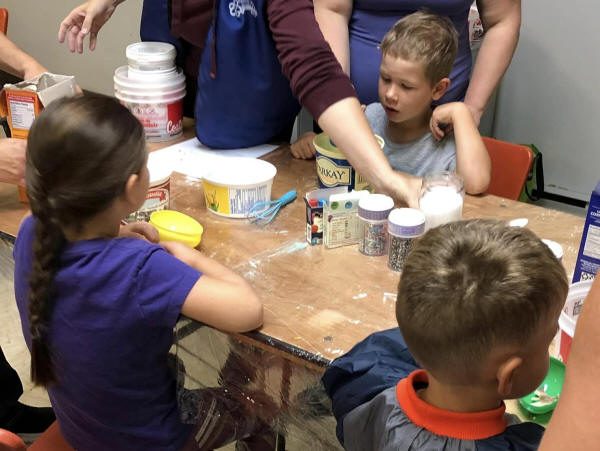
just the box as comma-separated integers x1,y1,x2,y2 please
396,219,568,383
380,11,459,85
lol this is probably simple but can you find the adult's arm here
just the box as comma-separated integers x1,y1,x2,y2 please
313,0,352,74
539,277,600,450
267,0,421,206
464,0,521,124
0,32,46,80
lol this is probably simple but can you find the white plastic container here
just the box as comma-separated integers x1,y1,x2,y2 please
114,42,185,142
358,194,395,256
387,208,426,271
419,172,464,231
557,280,593,363
202,158,277,218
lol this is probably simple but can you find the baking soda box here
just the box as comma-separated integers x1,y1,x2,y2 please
0,73,77,202
573,181,600,282
0,73,77,139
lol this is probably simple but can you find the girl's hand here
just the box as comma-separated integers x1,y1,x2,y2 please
119,221,159,242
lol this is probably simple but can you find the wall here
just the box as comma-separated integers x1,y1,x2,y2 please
493,0,599,201
3,0,143,95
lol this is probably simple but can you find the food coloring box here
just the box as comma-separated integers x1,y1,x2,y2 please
305,186,347,245
323,190,369,248
573,181,600,282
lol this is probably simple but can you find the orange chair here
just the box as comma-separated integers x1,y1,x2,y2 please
0,422,73,451
0,8,8,34
483,136,534,201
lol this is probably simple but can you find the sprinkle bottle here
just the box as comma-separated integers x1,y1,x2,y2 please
387,208,426,271
358,194,394,256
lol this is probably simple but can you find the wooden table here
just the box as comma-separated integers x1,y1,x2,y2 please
0,133,585,448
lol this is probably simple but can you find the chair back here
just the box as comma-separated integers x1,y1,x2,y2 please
0,429,26,451
483,137,533,200
0,8,8,34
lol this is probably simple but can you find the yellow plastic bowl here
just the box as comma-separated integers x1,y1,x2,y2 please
149,210,204,248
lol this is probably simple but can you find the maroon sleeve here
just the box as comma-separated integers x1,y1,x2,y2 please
267,0,357,120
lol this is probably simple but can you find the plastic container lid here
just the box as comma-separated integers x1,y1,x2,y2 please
202,157,277,187
313,132,384,159
518,357,565,415
388,208,426,237
149,210,203,248
542,239,564,261
358,194,394,221
126,42,177,71
147,159,172,186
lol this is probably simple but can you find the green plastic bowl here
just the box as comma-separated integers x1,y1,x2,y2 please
518,357,565,415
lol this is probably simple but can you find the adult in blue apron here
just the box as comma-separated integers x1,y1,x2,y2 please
140,0,301,149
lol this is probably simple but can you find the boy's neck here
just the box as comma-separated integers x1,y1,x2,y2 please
418,372,503,413
386,109,432,144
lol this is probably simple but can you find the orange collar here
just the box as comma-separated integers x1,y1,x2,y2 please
396,370,507,440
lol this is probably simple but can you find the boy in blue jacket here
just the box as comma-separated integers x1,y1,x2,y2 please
323,219,568,450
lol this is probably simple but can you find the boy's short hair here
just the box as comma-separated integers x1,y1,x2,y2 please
380,11,459,85
396,219,568,383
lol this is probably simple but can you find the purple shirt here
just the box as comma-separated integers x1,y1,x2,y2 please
13,216,201,451
350,0,473,104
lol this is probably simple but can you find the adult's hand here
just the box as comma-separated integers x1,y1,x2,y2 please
58,0,124,54
0,138,26,184
119,221,159,243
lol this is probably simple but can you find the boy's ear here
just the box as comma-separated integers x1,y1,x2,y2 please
431,77,451,101
496,356,523,398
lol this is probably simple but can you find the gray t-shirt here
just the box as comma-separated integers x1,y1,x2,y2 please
365,103,456,176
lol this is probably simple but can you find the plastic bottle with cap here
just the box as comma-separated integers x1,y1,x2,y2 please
358,194,394,256
387,208,426,271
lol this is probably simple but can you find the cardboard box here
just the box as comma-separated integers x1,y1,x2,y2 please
323,190,369,248
0,73,77,139
305,186,347,245
0,73,77,203
573,181,600,282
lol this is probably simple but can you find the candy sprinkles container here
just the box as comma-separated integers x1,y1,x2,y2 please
388,208,426,272
358,194,394,256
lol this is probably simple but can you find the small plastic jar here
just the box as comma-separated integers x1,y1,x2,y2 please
387,208,426,271
358,194,394,256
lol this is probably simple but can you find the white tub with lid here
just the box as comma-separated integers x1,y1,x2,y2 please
115,42,185,142
202,158,277,218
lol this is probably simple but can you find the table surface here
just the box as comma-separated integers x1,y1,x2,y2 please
0,130,585,369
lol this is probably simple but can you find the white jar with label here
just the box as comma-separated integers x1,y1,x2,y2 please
114,42,186,142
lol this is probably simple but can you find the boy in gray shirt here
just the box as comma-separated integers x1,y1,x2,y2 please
366,12,490,194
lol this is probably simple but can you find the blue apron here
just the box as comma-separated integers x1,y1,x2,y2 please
195,0,301,148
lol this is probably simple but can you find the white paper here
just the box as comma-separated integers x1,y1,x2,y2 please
147,137,278,179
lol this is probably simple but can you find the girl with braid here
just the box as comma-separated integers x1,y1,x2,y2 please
12,95,263,450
